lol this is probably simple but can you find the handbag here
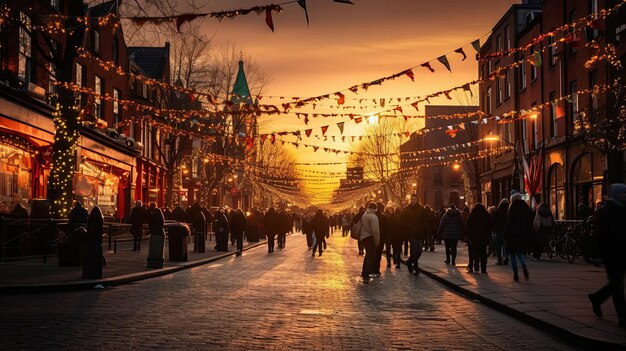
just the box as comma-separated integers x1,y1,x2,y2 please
350,220,362,240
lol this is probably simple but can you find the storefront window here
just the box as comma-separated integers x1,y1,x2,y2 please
548,163,564,220
0,144,32,214
75,162,119,216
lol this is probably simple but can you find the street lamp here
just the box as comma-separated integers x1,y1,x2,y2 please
452,162,461,171
484,134,523,194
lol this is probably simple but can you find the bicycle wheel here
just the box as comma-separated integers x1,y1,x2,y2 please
565,238,577,263
545,239,556,259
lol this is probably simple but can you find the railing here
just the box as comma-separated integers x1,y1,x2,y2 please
0,217,213,263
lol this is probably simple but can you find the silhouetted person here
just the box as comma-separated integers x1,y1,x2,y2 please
438,204,466,266
532,203,554,260
231,208,247,256
129,200,146,251
466,203,492,274
360,202,380,283
214,207,230,252
311,209,329,257
504,192,533,281
264,207,279,253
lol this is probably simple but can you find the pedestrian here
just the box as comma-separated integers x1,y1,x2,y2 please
360,202,380,283
341,213,351,237
263,207,279,253
129,200,146,251
278,209,291,249
504,192,533,281
302,212,313,249
311,209,329,257
246,209,260,242
493,198,509,265
373,202,389,273
402,194,427,275
438,204,466,266
423,205,436,252
231,208,247,256
532,203,554,260
588,183,626,328
68,201,89,225
293,211,301,232
388,206,404,269
466,203,492,274
351,207,366,255
213,207,230,252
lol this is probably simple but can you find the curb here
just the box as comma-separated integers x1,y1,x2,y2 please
402,258,626,350
0,238,274,295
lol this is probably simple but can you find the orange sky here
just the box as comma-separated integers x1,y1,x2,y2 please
189,0,519,203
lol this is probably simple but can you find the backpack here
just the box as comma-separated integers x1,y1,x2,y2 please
350,219,362,240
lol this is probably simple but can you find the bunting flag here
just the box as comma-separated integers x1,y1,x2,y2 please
336,92,345,105
444,91,452,100
297,0,309,26
379,99,385,108
354,117,363,124
462,83,473,96
421,62,435,73
260,134,268,145
437,55,452,72
337,122,345,135
404,69,415,82
411,101,419,112
334,0,355,4
321,125,329,136
265,7,275,32
270,134,276,144
471,39,481,53
176,14,207,32
555,103,566,119
455,47,467,61
305,129,313,137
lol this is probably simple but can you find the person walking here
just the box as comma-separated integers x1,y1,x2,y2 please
351,207,366,255
438,204,466,266
129,200,146,251
214,207,230,252
360,202,380,283
388,207,404,269
311,209,329,257
231,208,247,256
341,213,351,237
263,207,279,253
466,203,492,274
302,212,313,249
504,192,533,281
292,211,301,232
373,202,389,273
588,184,626,328
277,209,291,250
423,205,437,252
402,194,427,275
493,198,509,265
532,203,554,260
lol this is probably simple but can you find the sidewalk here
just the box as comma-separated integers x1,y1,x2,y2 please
0,234,274,294
414,242,626,349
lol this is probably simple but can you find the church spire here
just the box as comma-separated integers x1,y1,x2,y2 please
231,58,253,105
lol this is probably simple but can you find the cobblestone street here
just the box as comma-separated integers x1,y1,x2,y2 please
1,234,580,350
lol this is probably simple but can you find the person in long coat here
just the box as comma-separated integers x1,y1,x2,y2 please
213,207,230,252
311,209,329,257
437,204,466,266
388,206,404,269
466,203,492,273
492,198,509,265
277,209,291,250
401,194,428,275
263,207,279,253
532,203,554,260
360,202,380,283
373,202,389,273
504,193,534,281
231,208,247,256
129,200,146,251
351,207,366,255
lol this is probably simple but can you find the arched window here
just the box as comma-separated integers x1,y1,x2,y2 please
548,163,564,220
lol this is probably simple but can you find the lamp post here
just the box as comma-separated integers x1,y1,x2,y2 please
485,134,524,196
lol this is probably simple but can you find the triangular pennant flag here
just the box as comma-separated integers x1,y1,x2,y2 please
393,106,403,114
305,129,312,137
380,98,385,107
337,122,345,135
437,55,452,72
297,0,309,26
321,125,329,136
342,136,345,142
176,14,205,32
270,134,276,144
336,92,345,105
351,136,355,142
265,7,275,32
421,62,435,73
411,101,419,112
462,83,473,96
404,131,410,137
530,50,542,67
354,117,363,124
454,47,467,61
334,0,354,3
471,39,481,53
260,134,268,145
444,91,452,100
313,146,319,152
404,69,415,82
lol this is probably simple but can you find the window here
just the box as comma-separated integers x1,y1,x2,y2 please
530,50,538,82
504,69,511,100
434,191,443,208
548,35,556,66
520,60,527,91
113,35,119,65
142,83,148,99
548,163,565,220
496,76,502,105
495,35,501,52
589,0,599,39
434,166,443,186
549,91,557,138
18,12,32,82
47,63,57,94
95,76,103,119
486,87,493,115
75,63,84,106
505,25,511,51
51,0,59,9
93,30,100,53
568,10,577,55
570,81,578,130
589,70,598,115
113,89,120,125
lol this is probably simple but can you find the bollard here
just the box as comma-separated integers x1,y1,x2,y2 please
108,224,112,250
82,206,104,279
146,208,165,268
114,240,117,254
